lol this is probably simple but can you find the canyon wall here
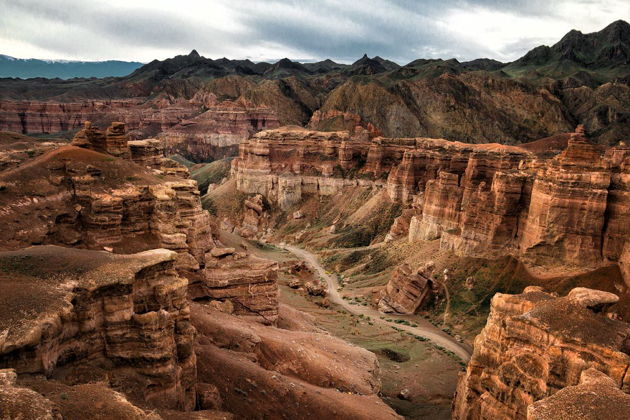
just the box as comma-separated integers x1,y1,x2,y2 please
0,246,197,410
0,122,279,323
159,100,280,162
233,126,630,287
0,97,281,162
452,286,630,420
0,98,198,136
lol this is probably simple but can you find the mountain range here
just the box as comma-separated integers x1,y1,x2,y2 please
4,20,630,81
0,55,143,79
1,20,630,145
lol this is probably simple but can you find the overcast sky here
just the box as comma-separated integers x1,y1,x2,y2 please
1,0,629,64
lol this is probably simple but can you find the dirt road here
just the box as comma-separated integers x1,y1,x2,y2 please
282,244,473,362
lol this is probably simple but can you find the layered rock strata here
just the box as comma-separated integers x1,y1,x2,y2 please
378,263,434,314
72,120,131,159
234,126,630,285
0,246,196,410
0,98,199,136
190,249,279,324
308,109,381,138
233,127,389,210
0,145,212,278
159,100,280,162
452,286,630,420
0,124,281,323
71,121,191,178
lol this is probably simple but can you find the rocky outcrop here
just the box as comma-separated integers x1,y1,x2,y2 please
308,109,381,138
0,145,212,278
237,194,269,239
378,263,434,314
191,252,279,324
0,369,60,420
0,246,196,410
0,121,287,325
527,368,630,420
452,287,630,420
72,120,131,159
71,121,188,175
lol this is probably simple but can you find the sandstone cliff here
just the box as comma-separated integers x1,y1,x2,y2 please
0,246,196,410
452,287,630,420
158,99,280,162
0,122,283,323
234,126,630,292
0,98,199,137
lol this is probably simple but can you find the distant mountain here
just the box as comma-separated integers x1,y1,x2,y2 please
127,50,273,82
263,58,312,78
504,20,630,82
0,55,143,79
302,59,348,73
345,54,400,75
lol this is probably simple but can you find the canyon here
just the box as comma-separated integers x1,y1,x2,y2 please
218,123,630,418
2,17,630,420
0,122,401,419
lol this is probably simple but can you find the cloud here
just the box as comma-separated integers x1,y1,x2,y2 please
0,0,628,63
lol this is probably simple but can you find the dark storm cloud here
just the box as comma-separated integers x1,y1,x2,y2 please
0,0,628,63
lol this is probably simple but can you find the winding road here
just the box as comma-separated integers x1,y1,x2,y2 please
282,244,473,362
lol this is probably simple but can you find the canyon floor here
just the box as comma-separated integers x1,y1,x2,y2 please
216,228,468,419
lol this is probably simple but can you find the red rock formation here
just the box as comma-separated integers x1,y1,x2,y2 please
159,100,280,162
72,120,131,159
519,129,610,266
0,246,196,410
603,141,630,286
233,127,390,210
452,286,630,420
190,250,279,324
0,145,212,278
238,194,268,239
0,130,281,323
235,126,630,286
308,109,382,138
0,98,199,136
378,263,434,314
